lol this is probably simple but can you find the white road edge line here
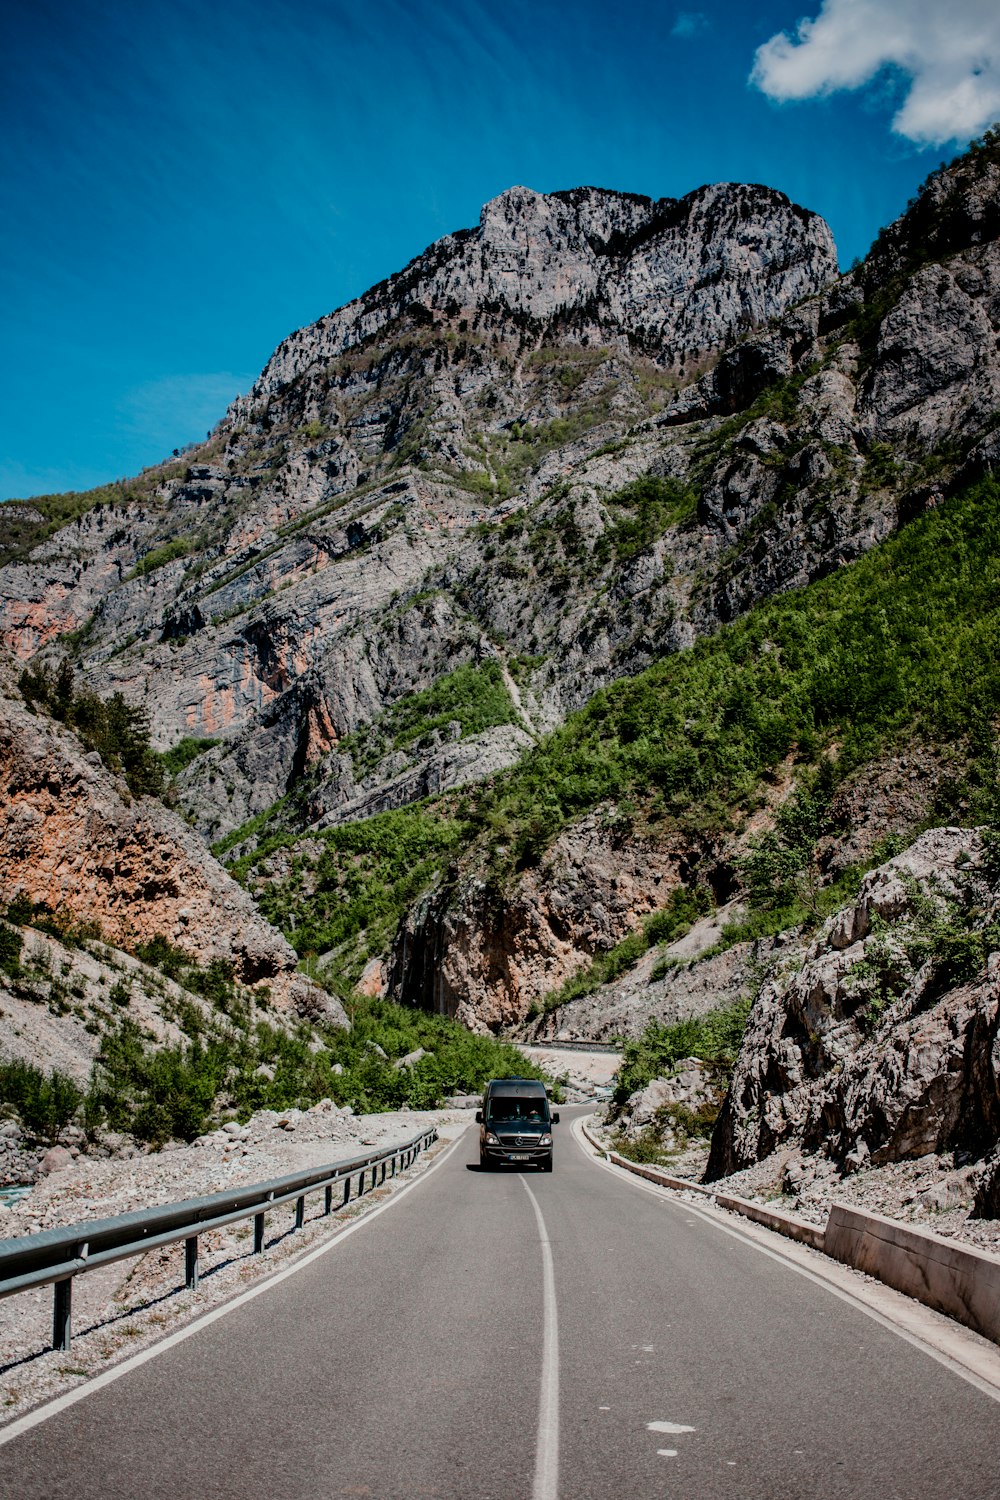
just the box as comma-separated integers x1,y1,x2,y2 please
571,1115,1000,1405
521,1177,560,1500
0,1130,467,1449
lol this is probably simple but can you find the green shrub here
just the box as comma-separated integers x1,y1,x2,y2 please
343,661,517,775
611,998,752,1114
157,737,220,776
595,475,698,564
255,805,470,987
83,997,554,1144
539,885,713,1013
0,924,23,979
19,661,164,797
129,537,192,578
0,1057,82,1142
474,476,1000,873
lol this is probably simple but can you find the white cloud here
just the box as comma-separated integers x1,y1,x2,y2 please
751,0,1000,144
672,12,709,40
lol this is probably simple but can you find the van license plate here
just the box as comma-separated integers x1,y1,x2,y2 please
509,1153,529,1161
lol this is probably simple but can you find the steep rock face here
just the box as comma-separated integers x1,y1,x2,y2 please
2,150,1000,1040
238,182,837,408
0,181,838,841
706,829,999,1180
388,815,686,1031
0,683,345,1026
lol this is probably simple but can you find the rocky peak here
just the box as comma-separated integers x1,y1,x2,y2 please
862,137,1000,287
234,180,838,412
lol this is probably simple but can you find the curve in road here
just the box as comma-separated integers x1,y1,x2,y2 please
2,1107,999,1499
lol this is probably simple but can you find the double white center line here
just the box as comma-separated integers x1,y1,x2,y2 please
521,1177,560,1500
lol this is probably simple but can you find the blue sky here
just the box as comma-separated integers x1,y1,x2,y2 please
2,0,997,501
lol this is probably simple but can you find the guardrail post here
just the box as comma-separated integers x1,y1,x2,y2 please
343,1177,351,1206
253,1212,265,1254
324,1184,333,1215
357,1171,365,1197
185,1236,199,1289
294,1196,305,1231
53,1277,72,1352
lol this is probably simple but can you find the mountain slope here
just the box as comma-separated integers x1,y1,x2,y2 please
1,139,999,1039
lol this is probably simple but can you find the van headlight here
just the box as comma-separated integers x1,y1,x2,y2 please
485,1132,500,1145
539,1134,552,1146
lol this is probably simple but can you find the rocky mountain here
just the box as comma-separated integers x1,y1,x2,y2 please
0,663,345,1026
0,179,838,848
2,134,1000,1202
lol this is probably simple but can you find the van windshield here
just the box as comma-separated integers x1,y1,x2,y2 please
488,1098,548,1124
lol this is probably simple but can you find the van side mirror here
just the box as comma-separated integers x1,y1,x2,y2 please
475,1110,482,1123
552,1111,560,1124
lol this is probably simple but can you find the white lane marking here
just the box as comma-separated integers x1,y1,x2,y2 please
571,1116,1000,1405
648,1421,695,1434
0,1130,467,1448
657,1449,678,1457
521,1177,559,1500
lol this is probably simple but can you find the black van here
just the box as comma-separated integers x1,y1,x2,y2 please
476,1078,559,1171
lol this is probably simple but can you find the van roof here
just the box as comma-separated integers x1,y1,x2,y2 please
484,1077,548,1097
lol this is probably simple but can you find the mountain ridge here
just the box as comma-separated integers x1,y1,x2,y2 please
1,137,999,1105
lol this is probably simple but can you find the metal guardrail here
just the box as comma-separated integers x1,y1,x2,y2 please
0,1127,437,1352
526,1040,621,1055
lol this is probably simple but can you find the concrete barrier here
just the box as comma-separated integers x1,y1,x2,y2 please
582,1123,825,1251
826,1202,1000,1345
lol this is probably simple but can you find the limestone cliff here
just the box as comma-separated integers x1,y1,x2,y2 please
0,675,345,1027
1,143,999,1049
706,828,1000,1180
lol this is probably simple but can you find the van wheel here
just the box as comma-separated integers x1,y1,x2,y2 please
541,1158,553,1172
480,1151,492,1171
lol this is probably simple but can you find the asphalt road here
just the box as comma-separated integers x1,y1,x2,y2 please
2,1108,999,1499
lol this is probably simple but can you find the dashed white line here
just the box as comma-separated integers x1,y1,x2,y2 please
522,1177,560,1500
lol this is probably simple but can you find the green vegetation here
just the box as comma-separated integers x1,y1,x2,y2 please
128,536,193,578
536,886,714,1015
157,736,221,777
239,478,1000,1004
0,458,198,567
0,484,130,566
6,999,549,1148
606,997,753,1164
0,1058,83,1143
595,475,698,565
211,795,289,859
448,396,614,501
846,864,1000,1033
0,923,23,979
610,998,753,1115
83,997,550,1146
0,894,103,951
255,805,471,987
471,476,1000,875
344,661,516,774
18,660,165,797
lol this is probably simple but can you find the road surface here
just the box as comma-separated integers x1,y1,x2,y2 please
1,1108,998,1498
